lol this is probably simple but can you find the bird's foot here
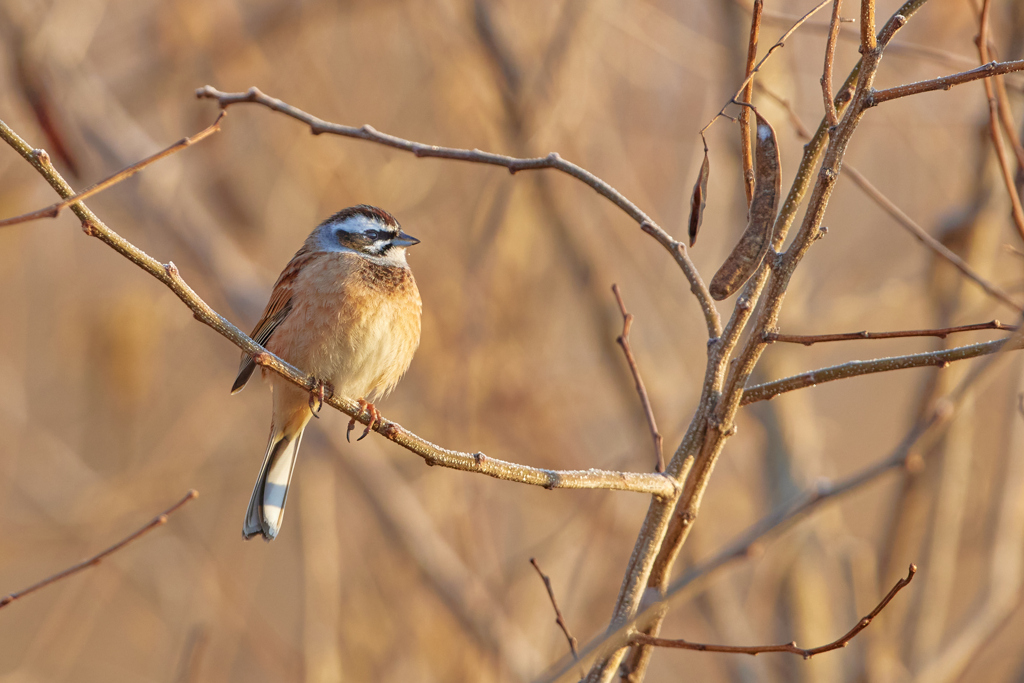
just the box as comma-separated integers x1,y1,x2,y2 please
308,379,334,416
347,399,382,442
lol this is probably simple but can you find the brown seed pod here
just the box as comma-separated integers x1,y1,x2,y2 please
709,110,781,300
688,139,710,247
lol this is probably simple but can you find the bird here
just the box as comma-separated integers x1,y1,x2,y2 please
232,205,422,541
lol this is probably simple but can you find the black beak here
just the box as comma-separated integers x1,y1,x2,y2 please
392,231,420,247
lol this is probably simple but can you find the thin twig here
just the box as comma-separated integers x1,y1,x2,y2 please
0,117,677,499
700,0,832,135
741,337,1020,405
868,59,1024,106
822,0,844,129
612,284,664,473
0,113,225,229
739,0,763,205
530,558,581,662
195,86,722,340
976,1,1024,242
764,320,1015,345
0,490,198,610
842,165,1023,312
633,564,915,658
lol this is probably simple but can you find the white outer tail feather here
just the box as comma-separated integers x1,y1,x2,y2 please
243,428,305,540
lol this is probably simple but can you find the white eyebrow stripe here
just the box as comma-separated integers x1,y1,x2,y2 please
327,214,396,236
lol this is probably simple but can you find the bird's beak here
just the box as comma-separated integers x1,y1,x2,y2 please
392,231,420,247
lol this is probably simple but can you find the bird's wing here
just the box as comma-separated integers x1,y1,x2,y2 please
231,250,316,394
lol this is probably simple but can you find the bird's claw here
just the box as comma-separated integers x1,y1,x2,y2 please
308,379,332,417
347,399,381,442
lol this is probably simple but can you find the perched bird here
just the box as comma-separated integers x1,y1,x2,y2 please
232,205,422,540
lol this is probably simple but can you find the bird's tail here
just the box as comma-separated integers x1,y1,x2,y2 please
243,425,306,541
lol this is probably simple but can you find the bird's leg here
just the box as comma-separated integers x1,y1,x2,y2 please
347,398,381,442
308,379,333,417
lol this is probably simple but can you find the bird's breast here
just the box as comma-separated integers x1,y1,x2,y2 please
267,252,421,401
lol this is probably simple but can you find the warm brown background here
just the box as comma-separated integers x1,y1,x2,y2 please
1,1,1023,681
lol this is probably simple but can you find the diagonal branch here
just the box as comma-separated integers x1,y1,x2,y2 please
0,112,225,229
701,0,833,135
0,117,676,499
612,284,664,473
842,165,1023,312
633,564,915,658
741,337,1020,405
0,490,198,610
822,0,844,129
195,86,722,340
531,558,581,663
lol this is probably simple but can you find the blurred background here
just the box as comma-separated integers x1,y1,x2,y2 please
0,0,1023,681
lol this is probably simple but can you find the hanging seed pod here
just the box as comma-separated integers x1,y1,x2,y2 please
688,139,710,247
709,110,781,300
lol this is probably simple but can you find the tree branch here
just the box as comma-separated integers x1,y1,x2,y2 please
0,490,198,610
842,164,1023,312
633,564,915,658
822,0,843,129
738,0,764,205
764,320,1015,345
531,558,581,663
701,0,833,135
194,86,722,340
741,337,1020,405
0,112,225,229
868,59,1024,106
611,284,664,473
0,117,677,499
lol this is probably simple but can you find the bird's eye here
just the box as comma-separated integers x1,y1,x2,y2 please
366,230,381,240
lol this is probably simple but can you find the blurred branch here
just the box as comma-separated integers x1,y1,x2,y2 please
700,0,832,135
741,337,1020,405
633,564,915,657
530,558,581,663
195,86,722,340
0,490,198,610
764,320,1015,344
868,59,1024,105
0,112,225,229
842,165,1023,312
611,284,664,473
976,1,1024,243
0,117,676,499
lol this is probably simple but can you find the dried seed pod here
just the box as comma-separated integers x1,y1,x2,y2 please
688,141,710,247
709,110,781,300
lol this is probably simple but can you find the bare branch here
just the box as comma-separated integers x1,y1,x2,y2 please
0,113,225,229
0,490,198,610
976,2,1024,242
633,564,915,658
612,284,664,473
700,0,832,135
860,0,877,53
194,86,722,340
0,117,677,499
764,320,1015,345
739,0,764,205
741,337,1020,405
868,59,1024,106
842,165,1023,312
530,558,580,662
822,0,843,129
